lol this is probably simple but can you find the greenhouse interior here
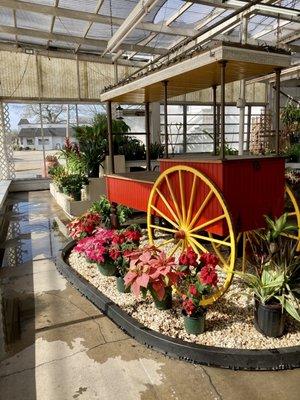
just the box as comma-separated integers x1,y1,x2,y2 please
0,0,299,399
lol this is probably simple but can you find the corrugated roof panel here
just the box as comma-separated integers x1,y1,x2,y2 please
53,17,88,36
172,4,215,26
0,33,17,41
58,0,100,13
24,0,55,6
0,7,14,27
87,22,117,40
16,10,52,31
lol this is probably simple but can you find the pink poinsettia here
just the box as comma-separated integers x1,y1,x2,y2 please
124,246,180,300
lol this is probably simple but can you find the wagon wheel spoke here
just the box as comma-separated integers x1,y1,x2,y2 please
149,224,177,234
147,165,236,306
284,185,300,251
156,238,176,249
155,188,180,224
165,175,183,224
178,170,186,224
187,236,208,254
190,233,232,247
186,174,198,226
188,189,213,230
150,204,179,230
168,240,182,257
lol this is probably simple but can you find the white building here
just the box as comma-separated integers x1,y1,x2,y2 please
18,119,75,150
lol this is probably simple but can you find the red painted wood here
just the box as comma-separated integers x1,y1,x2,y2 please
159,157,285,234
106,176,152,212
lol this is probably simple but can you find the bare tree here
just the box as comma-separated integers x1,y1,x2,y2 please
23,104,67,123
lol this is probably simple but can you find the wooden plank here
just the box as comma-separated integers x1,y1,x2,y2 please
101,43,291,103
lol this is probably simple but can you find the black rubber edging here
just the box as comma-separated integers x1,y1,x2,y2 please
56,241,300,371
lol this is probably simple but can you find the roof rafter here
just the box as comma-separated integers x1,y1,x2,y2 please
0,0,196,37
0,25,168,55
189,0,300,22
75,0,104,53
104,0,161,55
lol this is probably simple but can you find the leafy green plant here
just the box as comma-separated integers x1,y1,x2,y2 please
90,195,133,228
265,213,297,243
60,174,89,196
281,103,300,130
237,252,300,321
48,164,68,190
286,144,300,162
150,142,164,159
74,114,132,176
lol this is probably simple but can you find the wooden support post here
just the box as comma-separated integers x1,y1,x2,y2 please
246,105,251,152
163,80,169,158
275,68,281,155
107,100,115,174
212,85,217,155
183,104,187,154
145,102,151,171
219,60,227,160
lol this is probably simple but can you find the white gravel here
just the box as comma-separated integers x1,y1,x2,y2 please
68,251,300,350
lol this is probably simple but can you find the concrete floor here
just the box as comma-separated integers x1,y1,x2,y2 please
0,191,299,400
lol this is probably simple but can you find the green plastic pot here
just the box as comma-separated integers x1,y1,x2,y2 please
254,298,285,338
97,261,117,276
152,287,172,310
183,313,205,335
116,276,130,293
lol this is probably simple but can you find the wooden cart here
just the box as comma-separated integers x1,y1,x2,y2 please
105,156,300,305
101,42,298,304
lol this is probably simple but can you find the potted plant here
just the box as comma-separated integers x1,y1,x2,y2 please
60,174,89,201
111,226,142,293
239,214,300,337
45,154,58,177
178,248,219,335
124,246,180,310
48,164,67,192
74,228,117,276
90,195,133,228
67,212,101,241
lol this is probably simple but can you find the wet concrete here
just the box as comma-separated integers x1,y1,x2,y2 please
0,191,299,400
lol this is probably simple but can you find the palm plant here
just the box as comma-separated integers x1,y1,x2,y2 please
74,114,131,177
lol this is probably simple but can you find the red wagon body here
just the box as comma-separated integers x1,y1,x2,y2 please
106,156,285,236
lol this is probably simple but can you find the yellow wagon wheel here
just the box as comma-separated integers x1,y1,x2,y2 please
284,184,300,251
147,165,236,306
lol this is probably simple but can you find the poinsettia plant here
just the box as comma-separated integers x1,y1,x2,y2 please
109,226,142,277
124,246,181,301
73,226,142,268
67,212,101,241
178,248,219,317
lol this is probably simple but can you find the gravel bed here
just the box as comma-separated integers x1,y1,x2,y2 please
68,251,300,350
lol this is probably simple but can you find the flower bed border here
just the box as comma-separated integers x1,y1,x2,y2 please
56,241,300,371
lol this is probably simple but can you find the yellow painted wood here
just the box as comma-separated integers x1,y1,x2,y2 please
147,165,236,306
286,185,300,251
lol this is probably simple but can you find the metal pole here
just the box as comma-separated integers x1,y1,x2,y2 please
212,85,217,155
275,68,281,155
145,102,151,171
39,103,46,177
163,80,169,158
183,104,187,154
107,101,115,174
219,61,227,160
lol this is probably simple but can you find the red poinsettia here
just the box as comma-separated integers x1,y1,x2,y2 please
67,212,101,241
179,247,198,267
199,264,218,286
